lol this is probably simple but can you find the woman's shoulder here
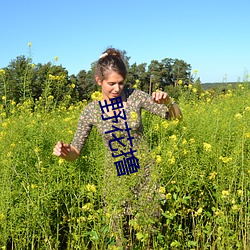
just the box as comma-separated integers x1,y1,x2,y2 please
125,88,149,99
80,100,99,115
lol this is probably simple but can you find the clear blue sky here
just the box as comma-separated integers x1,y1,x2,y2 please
1,0,250,83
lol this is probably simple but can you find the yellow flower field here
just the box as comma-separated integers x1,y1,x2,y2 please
0,82,249,249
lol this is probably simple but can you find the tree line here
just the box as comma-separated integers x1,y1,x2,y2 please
0,51,200,106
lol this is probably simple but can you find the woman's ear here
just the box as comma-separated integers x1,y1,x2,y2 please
95,76,102,86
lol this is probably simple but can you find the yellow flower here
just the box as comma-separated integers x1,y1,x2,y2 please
0,213,5,221
155,155,162,164
203,142,212,152
130,111,138,121
87,215,94,221
165,193,172,199
208,171,217,180
168,156,175,165
222,190,230,197
34,147,41,153
245,106,250,112
81,203,93,212
54,56,58,62
0,69,6,75
189,138,195,144
214,209,223,216
2,122,8,128
135,79,140,83
162,120,168,128
237,189,243,196
182,139,187,145
28,42,32,47
2,96,6,100
105,212,111,218
219,156,232,164
158,186,166,194
48,74,55,80
133,84,138,89
234,113,242,120
154,124,159,131
167,151,173,157
86,184,96,193
170,119,179,126
188,84,193,89
169,134,177,141
232,204,239,211
194,207,203,216
77,216,86,223
71,83,76,89
178,79,183,85
192,88,197,93
58,158,65,165
91,91,103,101
193,69,198,74
245,132,250,138
48,95,54,100
7,152,12,157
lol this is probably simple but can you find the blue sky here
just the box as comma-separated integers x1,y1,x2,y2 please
1,0,249,83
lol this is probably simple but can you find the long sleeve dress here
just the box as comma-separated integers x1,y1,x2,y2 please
71,88,170,239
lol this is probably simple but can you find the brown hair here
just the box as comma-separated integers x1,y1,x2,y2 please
95,48,127,81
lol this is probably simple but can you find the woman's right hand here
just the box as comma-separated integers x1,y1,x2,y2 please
53,141,71,158
53,141,80,161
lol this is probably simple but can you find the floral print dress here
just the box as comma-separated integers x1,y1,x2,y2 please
72,88,169,153
71,88,170,239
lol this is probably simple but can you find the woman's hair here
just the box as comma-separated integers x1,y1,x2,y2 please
95,48,127,81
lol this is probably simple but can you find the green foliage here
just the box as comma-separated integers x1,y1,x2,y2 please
0,48,196,106
1,45,250,248
0,83,249,249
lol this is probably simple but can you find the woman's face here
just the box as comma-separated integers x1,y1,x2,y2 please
96,71,125,100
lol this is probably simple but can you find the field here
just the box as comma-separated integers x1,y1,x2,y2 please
0,83,249,249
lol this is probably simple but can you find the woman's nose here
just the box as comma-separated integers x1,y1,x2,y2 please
114,84,120,92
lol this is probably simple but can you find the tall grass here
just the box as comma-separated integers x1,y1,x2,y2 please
0,83,249,249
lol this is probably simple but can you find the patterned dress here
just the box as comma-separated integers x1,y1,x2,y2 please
71,88,170,240
72,88,169,152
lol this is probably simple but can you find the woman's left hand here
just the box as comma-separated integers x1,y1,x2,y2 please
152,91,171,104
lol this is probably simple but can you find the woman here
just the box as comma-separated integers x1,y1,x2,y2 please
53,48,182,247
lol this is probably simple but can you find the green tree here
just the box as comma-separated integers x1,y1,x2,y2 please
32,62,69,103
76,68,98,101
127,63,148,91
148,58,193,91
171,59,192,86
4,55,33,102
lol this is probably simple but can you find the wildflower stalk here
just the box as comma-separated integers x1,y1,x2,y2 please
0,69,7,110
23,43,33,101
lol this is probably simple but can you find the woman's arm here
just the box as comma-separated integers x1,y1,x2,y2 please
137,89,182,120
152,91,182,119
53,102,95,161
